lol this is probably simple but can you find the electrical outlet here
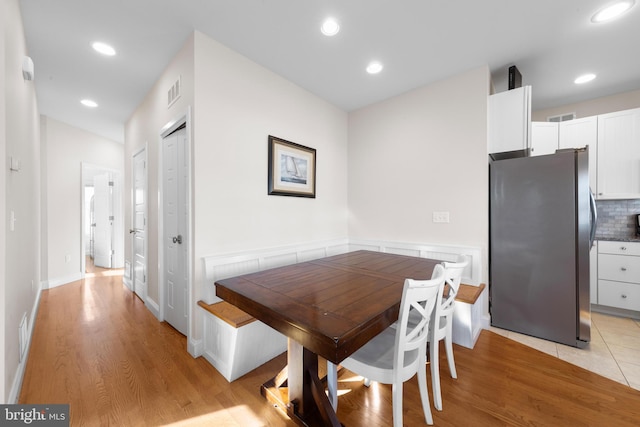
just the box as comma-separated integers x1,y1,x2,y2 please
65,254,71,263
432,211,450,223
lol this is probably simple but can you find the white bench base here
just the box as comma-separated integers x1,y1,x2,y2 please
452,284,489,349
201,308,286,382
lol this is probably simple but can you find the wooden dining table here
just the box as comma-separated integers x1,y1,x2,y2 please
215,250,439,427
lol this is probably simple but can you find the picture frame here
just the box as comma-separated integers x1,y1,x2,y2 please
268,135,316,198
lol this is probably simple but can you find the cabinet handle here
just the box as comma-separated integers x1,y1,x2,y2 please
621,294,628,299
621,267,627,271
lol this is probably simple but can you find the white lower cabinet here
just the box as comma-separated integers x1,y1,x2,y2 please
598,280,640,311
597,241,640,312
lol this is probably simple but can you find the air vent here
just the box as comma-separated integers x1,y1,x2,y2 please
547,112,576,122
167,76,182,108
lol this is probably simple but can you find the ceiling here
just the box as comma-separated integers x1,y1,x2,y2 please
20,0,640,143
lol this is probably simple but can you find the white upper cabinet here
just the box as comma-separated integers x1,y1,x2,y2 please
531,122,558,156
559,116,598,192
488,86,531,154
597,108,640,199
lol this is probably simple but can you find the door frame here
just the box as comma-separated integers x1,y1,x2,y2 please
81,163,123,277
157,108,193,348
130,145,148,298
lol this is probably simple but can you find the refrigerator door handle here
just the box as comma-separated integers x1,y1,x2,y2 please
589,189,597,247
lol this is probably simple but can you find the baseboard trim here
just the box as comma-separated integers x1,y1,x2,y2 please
188,337,203,358
8,282,43,403
122,276,133,291
45,272,84,289
146,297,161,320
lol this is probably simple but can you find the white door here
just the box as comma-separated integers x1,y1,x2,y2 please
93,173,113,268
132,149,147,299
111,173,124,268
163,126,188,335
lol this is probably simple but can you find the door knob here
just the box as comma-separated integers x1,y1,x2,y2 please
172,235,183,244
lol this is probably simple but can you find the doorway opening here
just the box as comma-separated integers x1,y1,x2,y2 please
81,163,124,276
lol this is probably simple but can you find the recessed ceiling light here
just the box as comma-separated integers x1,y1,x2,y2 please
81,99,98,108
574,73,596,84
591,0,635,23
92,41,116,56
366,61,384,74
321,18,340,36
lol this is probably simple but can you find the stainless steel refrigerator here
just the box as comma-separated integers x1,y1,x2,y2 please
489,147,596,348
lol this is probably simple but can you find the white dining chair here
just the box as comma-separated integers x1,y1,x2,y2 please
338,264,446,427
429,258,467,411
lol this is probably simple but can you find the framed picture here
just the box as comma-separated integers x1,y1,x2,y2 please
268,135,316,198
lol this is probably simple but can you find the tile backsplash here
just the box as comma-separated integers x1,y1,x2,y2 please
595,199,640,239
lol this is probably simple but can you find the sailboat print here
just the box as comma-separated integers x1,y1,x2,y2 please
281,154,307,184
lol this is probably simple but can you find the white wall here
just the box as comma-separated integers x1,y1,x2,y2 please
2,0,41,403
42,116,124,286
348,66,490,282
124,30,349,352
0,0,7,403
192,31,348,266
124,33,195,309
191,30,349,345
532,88,640,121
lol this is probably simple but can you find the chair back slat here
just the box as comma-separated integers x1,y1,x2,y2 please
438,259,468,316
395,264,445,354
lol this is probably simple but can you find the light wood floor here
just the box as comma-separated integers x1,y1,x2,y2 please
20,267,640,426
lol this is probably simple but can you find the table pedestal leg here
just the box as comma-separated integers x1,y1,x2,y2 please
261,339,342,427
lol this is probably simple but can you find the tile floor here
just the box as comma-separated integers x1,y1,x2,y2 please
490,311,640,391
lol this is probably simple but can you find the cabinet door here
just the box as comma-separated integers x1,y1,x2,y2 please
598,280,640,311
598,253,640,283
488,86,531,154
597,108,640,199
559,116,598,192
598,240,640,256
531,122,558,156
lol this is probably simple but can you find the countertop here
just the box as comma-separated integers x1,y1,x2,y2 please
596,236,640,242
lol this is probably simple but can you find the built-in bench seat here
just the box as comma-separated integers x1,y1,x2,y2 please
197,300,255,328
199,300,287,382
453,283,487,349
198,239,486,382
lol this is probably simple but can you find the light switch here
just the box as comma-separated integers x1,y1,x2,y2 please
10,210,16,231
10,156,21,172
432,211,450,223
